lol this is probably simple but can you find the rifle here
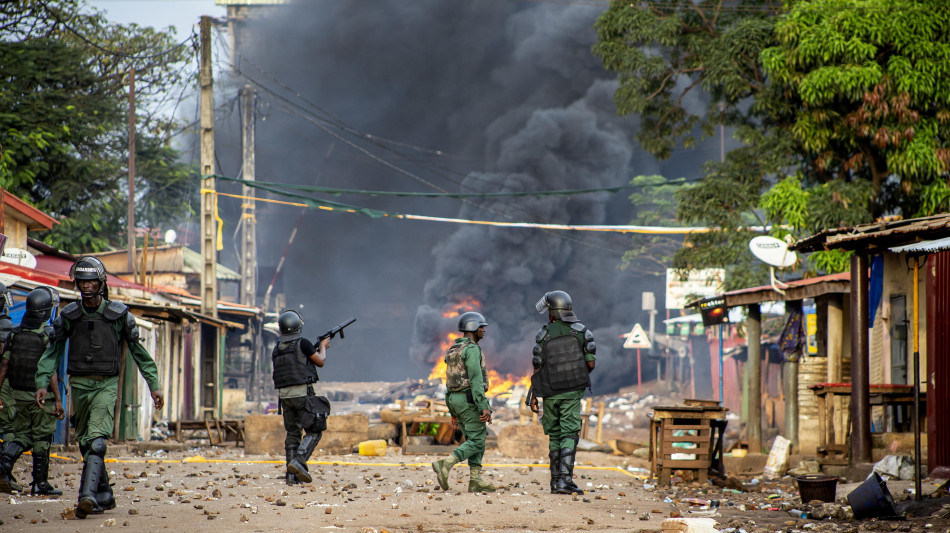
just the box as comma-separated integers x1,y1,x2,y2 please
317,317,356,342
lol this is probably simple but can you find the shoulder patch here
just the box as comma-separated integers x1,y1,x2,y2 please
62,302,82,320
570,322,587,333
103,300,129,321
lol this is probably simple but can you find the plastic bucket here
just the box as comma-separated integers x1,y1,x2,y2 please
795,474,838,503
847,472,897,519
358,439,388,457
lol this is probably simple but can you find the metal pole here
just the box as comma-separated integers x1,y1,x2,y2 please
747,303,762,453
127,68,136,277
199,16,218,318
912,257,922,500
636,348,642,398
850,253,871,463
718,322,724,404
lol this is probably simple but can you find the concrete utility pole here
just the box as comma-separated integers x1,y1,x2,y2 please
199,16,218,318
241,86,257,307
127,68,136,278
241,85,259,401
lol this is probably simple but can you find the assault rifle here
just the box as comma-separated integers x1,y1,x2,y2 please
317,317,356,342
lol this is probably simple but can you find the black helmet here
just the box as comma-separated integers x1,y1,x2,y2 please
457,311,488,333
23,286,59,327
70,256,108,298
535,290,578,322
278,310,304,341
27,286,59,316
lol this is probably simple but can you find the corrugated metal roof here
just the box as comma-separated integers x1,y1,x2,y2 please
791,213,950,253
686,272,850,308
889,236,950,254
181,246,240,280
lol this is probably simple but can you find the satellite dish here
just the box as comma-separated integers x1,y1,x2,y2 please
0,247,36,269
164,229,177,245
749,236,797,268
749,236,797,295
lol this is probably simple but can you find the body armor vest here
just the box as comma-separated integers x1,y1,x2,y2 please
272,339,318,389
66,304,121,377
444,339,488,393
531,330,590,397
7,327,51,392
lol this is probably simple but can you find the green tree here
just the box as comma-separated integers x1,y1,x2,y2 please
761,0,950,219
595,0,950,284
0,0,197,252
593,1,792,289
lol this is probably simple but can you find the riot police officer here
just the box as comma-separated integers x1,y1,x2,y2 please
0,282,17,489
529,290,596,495
34,257,164,519
272,310,330,485
431,311,496,493
0,287,65,495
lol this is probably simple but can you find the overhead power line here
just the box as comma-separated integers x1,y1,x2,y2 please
37,0,197,60
203,185,738,235
214,174,701,198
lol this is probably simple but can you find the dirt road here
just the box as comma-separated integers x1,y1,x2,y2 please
1,447,948,532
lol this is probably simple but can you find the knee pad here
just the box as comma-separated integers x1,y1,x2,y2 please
89,437,107,458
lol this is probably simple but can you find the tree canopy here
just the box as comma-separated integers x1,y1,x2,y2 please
594,0,950,288
0,0,197,252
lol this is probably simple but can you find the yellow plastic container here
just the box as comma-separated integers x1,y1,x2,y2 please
358,439,388,457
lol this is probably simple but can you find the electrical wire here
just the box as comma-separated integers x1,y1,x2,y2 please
36,0,197,60
214,174,700,198
235,69,653,254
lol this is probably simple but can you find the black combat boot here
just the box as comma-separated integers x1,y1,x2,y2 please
75,455,104,519
287,433,321,484
0,441,25,494
548,450,561,494
285,447,299,485
95,461,115,510
30,451,62,496
553,447,583,495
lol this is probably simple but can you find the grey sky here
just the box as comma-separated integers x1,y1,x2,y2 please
85,0,224,35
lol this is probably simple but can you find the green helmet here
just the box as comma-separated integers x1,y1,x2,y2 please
457,311,488,333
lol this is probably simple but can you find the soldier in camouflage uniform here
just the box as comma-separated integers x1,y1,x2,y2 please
529,290,596,495
431,311,496,493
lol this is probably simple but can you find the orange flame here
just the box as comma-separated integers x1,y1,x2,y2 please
427,296,530,398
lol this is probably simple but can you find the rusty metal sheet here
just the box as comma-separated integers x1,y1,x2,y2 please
793,214,950,253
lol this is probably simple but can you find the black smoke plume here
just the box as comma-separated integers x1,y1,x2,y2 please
216,0,718,391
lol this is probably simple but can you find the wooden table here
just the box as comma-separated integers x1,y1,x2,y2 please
808,382,926,465
648,402,727,486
